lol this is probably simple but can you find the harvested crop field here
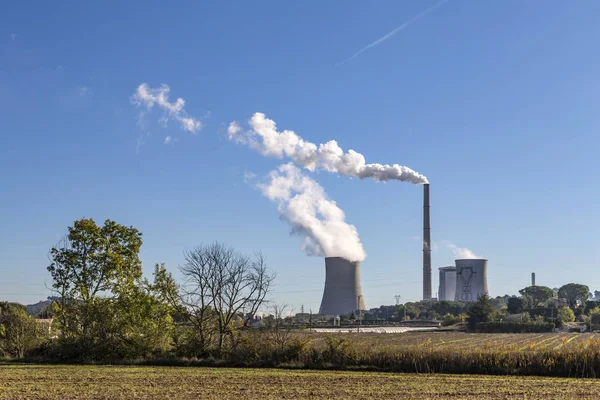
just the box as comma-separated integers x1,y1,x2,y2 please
2,364,600,399
306,331,593,351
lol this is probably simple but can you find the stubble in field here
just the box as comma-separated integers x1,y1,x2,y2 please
2,365,600,400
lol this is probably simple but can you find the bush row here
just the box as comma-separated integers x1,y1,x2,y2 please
475,322,555,333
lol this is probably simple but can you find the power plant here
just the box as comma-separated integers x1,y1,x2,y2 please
438,266,456,301
319,257,366,316
454,259,489,302
316,182,489,314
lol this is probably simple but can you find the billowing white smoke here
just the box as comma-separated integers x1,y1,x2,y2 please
259,163,366,262
445,242,481,259
228,113,428,184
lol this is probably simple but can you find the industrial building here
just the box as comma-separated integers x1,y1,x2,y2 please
316,182,490,314
454,259,489,302
423,183,489,303
319,257,366,316
438,266,456,301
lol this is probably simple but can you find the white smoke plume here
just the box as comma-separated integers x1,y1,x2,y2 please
228,113,428,184
444,241,481,259
131,83,202,133
259,163,366,262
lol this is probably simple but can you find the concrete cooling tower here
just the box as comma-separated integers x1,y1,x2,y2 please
454,259,488,302
319,257,366,316
438,266,456,301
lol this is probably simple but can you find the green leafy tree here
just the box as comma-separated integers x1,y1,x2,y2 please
466,294,495,331
106,264,177,358
506,296,524,314
558,283,590,309
518,286,554,308
585,301,600,314
556,307,575,325
588,307,600,331
0,302,45,358
48,218,142,352
47,218,174,360
427,301,468,317
399,303,422,320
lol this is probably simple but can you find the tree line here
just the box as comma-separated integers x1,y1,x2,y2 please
2,218,275,360
1,217,598,359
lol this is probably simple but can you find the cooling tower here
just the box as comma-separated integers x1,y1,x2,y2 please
319,257,366,316
454,259,488,302
438,266,456,301
423,183,432,300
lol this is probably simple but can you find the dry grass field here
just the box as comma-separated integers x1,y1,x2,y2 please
306,331,592,351
2,364,600,399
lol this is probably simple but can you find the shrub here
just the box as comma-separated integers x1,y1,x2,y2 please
466,294,495,331
556,307,575,326
0,302,46,358
475,322,554,333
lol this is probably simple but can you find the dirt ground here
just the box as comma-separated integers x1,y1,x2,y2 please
2,364,600,399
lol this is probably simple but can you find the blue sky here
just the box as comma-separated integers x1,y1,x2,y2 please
1,1,599,311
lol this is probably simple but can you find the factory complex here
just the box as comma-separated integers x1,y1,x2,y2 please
319,183,490,316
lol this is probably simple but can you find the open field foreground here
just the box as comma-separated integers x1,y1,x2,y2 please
307,331,595,350
2,365,600,400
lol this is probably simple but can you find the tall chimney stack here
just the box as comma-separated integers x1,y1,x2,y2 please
532,272,536,286
423,183,432,300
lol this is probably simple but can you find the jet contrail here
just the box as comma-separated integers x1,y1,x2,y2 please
337,0,448,66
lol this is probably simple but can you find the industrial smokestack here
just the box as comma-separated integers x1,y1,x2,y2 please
532,272,536,286
423,183,432,300
319,257,366,316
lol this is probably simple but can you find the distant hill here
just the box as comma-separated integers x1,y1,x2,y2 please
26,296,59,317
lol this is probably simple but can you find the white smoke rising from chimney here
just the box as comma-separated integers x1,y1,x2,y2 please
228,113,428,184
259,163,366,262
444,241,481,259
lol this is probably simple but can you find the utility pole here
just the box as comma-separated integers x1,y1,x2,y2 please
395,295,401,306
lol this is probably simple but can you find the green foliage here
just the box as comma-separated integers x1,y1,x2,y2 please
466,294,495,331
558,283,589,309
519,286,554,308
475,321,554,333
506,296,523,314
426,301,468,317
534,315,546,324
556,307,575,325
584,300,600,314
48,218,143,302
0,302,46,358
396,301,468,321
46,219,174,361
441,313,462,326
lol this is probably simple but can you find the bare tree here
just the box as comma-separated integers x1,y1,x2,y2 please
269,304,294,355
179,243,275,356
